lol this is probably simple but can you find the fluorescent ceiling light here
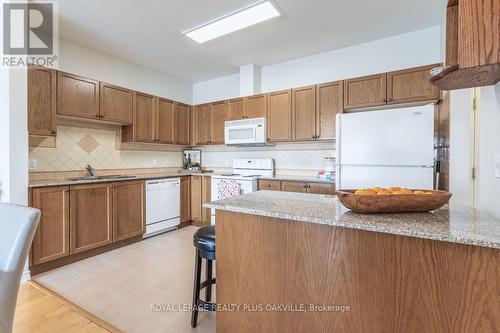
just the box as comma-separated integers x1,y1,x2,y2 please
183,1,280,43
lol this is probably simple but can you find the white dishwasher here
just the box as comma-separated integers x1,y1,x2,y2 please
145,178,180,238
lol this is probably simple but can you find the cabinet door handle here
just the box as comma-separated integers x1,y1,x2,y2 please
387,98,393,103
95,114,99,118
382,98,387,103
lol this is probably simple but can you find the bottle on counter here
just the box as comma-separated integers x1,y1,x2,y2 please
187,154,193,170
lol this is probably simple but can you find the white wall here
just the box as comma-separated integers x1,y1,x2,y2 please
193,73,239,104
58,38,193,104
477,83,500,219
193,26,442,104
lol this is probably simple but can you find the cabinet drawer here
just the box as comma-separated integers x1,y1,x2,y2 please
258,180,282,191
308,182,336,195
281,181,308,193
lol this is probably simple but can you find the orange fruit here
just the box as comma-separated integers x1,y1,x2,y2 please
388,187,401,193
354,189,365,195
413,190,426,195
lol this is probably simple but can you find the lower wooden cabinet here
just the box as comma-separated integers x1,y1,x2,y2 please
261,180,335,195
202,176,212,224
31,186,70,265
112,181,144,242
282,181,309,193
180,176,191,223
191,176,202,222
308,182,336,195
70,183,113,254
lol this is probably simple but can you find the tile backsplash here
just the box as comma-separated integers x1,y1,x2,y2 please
29,126,183,171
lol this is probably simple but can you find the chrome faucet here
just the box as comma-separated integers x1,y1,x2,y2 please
85,164,96,177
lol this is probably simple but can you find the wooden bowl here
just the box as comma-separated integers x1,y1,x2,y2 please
335,189,452,214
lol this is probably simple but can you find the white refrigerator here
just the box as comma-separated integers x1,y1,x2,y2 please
335,104,435,190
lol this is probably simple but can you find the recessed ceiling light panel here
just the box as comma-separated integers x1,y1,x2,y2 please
183,1,281,43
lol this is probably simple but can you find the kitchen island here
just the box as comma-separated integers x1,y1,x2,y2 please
206,191,500,333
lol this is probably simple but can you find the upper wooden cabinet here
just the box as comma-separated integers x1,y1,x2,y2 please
175,103,190,145
387,65,440,105
69,183,113,254
99,82,133,124
156,98,175,144
28,67,57,136
292,86,316,141
112,180,144,242
31,186,70,265
430,0,500,90
211,100,229,144
195,104,212,145
122,92,155,143
344,73,387,109
228,98,246,120
57,72,100,119
316,81,343,140
267,90,292,142
245,94,267,119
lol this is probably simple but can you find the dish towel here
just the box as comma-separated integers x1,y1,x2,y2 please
217,180,241,199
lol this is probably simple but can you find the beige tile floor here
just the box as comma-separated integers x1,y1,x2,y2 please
33,226,216,333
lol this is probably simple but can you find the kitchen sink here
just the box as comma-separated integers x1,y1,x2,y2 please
68,175,137,181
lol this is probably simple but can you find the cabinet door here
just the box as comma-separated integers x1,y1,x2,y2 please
113,181,144,242
57,72,100,119
175,103,190,145
157,98,175,143
308,183,335,195
228,98,245,120
202,176,212,224
31,186,70,265
70,183,113,254
28,67,57,136
211,100,229,144
191,176,202,222
316,81,343,140
180,177,191,223
133,92,156,142
344,74,387,109
281,181,308,193
99,82,133,124
245,94,267,119
292,86,316,141
387,64,440,105
195,104,212,145
267,90,292,142
258,180,281,191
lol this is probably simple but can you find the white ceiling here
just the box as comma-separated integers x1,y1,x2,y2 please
57,0,446,83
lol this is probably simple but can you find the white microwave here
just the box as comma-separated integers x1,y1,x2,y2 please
225,118,267,145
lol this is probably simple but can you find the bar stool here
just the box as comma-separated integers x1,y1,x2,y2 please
191,225,216,328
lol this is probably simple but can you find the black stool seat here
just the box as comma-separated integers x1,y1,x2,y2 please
193,225,216,253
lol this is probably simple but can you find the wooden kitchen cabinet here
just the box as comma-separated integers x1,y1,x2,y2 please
156,98,175,144
112,180,144,242
28,67,57,136
31,186,70,265
316,81,343,140
292,86,316,141
70,183,113,254
228,98,246,120
99,82,133,124
195,104,212,145
344,73,387,109
175,103,190,145
308,182,335,195
180,176,191,223
245,94,267,119
122,92,156,143
57,72,100,119
267,90,292,142
202,176,212,224
191,175,202,222
281,181,308,193
211,100,229,144
258,180,281,191
387,64,440,105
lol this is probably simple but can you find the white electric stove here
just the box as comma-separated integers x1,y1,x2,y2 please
211,159,274,224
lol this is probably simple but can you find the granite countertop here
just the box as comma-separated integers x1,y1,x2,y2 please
28,171,216,188
29,171,334,188
205,191,500,250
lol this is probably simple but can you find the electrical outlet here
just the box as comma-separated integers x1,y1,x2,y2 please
29,159,38,170
495,152,500,178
